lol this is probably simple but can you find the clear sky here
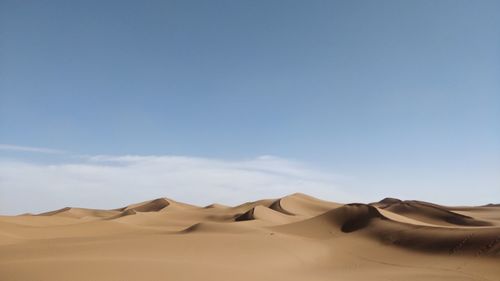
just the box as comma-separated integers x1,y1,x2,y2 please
1,0,499,214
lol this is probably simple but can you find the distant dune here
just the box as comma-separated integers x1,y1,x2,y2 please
1,193,499,281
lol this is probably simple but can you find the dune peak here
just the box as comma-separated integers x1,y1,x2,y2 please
2,192,499,281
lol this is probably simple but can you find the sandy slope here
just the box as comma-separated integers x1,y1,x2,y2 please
0,193,499,281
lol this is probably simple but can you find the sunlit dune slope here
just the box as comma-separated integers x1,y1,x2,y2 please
1,194,499,281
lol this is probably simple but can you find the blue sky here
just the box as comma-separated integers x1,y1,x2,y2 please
1,0,499,213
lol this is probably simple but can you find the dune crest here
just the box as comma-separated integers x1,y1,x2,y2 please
1,194,499,281
373,199,493,227
121,198,172,212
234,205,297,224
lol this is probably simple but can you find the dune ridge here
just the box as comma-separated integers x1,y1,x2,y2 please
1,194,499,281
373,199,493,227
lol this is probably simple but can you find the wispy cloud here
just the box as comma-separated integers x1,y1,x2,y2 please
0,144,65,154
0,154,356,215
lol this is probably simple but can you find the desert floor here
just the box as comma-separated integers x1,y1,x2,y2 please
1,193,499,281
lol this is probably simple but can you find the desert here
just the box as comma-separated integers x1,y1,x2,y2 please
2,1,499,280
1,193,499,281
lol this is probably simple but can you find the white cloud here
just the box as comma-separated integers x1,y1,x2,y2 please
0,144,65,154
0,155,356,215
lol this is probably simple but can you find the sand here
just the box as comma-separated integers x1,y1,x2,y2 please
0,193,499,281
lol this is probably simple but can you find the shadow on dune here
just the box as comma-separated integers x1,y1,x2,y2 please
274,203,500,257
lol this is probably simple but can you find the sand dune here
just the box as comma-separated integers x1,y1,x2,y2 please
373,199,492,227
1,194,499,281
38,207,121,219
234,205,299,225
